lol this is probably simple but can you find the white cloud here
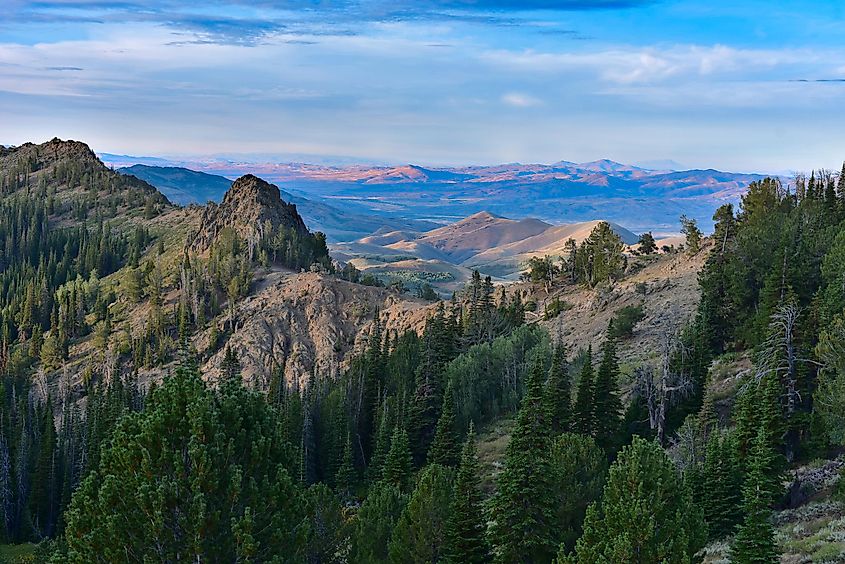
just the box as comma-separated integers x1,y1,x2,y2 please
501,92,542,107
481,45,829,85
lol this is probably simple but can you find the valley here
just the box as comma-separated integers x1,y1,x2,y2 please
0,138,842,563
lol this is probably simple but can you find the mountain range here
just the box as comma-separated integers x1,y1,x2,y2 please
105,155,767,235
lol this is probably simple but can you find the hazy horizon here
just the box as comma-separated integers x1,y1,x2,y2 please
3,1,845,173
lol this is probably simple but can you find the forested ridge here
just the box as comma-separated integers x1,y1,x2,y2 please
1,140,845,562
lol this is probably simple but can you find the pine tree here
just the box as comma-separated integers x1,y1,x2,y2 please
64,363,307,562
701,430,742,540
837,162,845,210
335,431,356,501
572,437,706,563
389,464,454,563
489,353,557,563
444,423,490,564
382,426,413,492
304,484,350,564
572,347,595,436
592,329,622,453
730,428,780,564
351,482,406,563
549,433,606,555
28,400,58,539
368,398,392,483
543,340,571,436
428,379,460,467
638,231,658,254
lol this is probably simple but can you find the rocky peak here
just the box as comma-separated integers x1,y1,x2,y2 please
0,137,99,167
188,174,309,254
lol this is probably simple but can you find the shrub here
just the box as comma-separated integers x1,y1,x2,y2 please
544,298,571,320
609,304,645,339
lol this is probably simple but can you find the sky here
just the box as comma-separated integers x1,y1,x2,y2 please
1,0,845,172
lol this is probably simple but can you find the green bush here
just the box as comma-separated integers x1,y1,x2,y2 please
609,304,645,339
544,298,571,320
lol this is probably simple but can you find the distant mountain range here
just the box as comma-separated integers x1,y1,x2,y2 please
105,154,769,234
118,164,436,242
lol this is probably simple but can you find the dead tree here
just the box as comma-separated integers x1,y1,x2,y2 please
632,318,696,444
754,300,820,461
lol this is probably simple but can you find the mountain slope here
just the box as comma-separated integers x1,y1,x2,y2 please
119,164,231,205
333,212,643,288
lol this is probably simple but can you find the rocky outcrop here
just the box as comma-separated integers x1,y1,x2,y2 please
200,271,432,389
0,138,100,171
187,174,309,254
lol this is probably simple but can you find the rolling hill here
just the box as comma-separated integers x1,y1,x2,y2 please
332,211,641,291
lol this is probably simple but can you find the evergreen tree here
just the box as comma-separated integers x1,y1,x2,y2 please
592,328,622,453
543,340,571,436
428,379,460,467
572,347,595,436
444,424,489,564
382,426,413,492
549,433,606,555
389,464,454,563
335,431,356,501
351,482,406,563
28,400,58,539
680,215,703,255
701,430,742,540
489,353,557,563
637,231,657,255
730,428,780,564
571,437,706,563
63,363,306,562
304,484,349,564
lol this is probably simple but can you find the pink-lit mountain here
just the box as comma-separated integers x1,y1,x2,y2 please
102,155,768,234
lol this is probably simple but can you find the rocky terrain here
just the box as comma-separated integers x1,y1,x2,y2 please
2,139,720,401
200,270,431,390
187,174,309,255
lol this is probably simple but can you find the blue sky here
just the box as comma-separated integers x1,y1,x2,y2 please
1,0,844,172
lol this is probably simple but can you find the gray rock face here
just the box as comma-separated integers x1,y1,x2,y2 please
188,173,308,254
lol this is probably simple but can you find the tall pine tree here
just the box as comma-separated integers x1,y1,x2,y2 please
444,423,490,564
572,347,595,436
489,353,557,563
428,378,461,467
730,427,780,564
592,328,622,453
543,340,571,436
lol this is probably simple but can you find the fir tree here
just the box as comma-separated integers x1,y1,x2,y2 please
389,464,454,563
444,423,489,564
549,433,606,555
351,482,406,563
428,379,460,467
592,328,622,453
572,347,595,436
382,426,413,492
335,431,356,501
543,340,571,436
730,428,780,564
701,430,742,540
489,353,557,563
